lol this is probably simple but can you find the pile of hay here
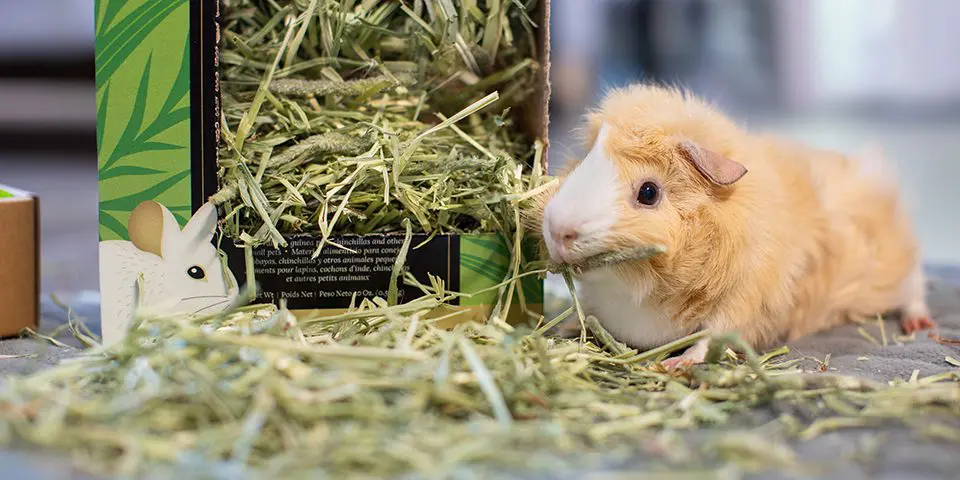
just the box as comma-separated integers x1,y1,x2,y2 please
215,0,547,248
1,282,958,478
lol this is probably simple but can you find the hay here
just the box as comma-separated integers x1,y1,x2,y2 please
216,0,545,248
1,278,959,478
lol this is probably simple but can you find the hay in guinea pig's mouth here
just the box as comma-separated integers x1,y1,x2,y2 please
547,245,667,276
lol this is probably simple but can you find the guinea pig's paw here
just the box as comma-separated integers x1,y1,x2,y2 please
901,314,936,334
660,342,709,370
660,356,696,370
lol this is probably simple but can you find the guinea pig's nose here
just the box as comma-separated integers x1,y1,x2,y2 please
551,224,580,247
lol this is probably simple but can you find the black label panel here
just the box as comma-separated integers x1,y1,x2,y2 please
190,0,221,212
223,234,461,309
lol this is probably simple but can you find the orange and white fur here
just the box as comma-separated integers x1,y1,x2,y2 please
533,84,934,368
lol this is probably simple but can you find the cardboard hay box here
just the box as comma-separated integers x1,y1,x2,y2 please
0,185,39,337
95,1,551,344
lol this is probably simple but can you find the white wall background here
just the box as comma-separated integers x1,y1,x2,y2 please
776,0,960,108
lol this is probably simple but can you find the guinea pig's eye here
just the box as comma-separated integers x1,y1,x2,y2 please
637,181,660,206
187,266,206,280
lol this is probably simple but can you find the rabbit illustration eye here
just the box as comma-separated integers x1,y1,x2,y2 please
187,266,206,280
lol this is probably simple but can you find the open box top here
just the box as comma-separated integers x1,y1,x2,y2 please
95,0,551,343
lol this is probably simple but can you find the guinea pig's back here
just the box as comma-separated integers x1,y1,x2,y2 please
799,142,919,319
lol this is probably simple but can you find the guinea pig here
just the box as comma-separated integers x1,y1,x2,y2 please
531,84,933,368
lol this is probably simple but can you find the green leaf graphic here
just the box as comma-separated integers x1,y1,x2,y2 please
95,0,127,39
157,39,192,114
100,169,190,212
460,235,544,307
100,211,128,240
96,0,191,242
133,141,185,153
96,0,183,90
522,278,543,304
463,235,511,259
137,38,191,140
461,254,507,283
95,82,110,152
103,53,153,170
99,165,168,180
96,1,164,54
138,107,191,145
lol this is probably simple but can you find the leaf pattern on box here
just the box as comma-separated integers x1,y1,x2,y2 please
460,235,543,307
95,0,192,241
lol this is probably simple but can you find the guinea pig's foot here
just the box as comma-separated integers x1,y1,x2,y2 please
660,356,696,370
901,314,936,334
660,341,709,370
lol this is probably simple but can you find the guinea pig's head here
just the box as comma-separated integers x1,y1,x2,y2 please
541,85,748,272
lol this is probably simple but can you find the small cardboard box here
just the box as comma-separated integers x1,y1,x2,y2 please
0,185,39,337
94,1,550,344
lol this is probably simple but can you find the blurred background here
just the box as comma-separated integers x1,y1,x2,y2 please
0,0,97,294
550,0,960,266
0,0,958,299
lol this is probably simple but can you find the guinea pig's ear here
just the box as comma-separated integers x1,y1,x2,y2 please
678,140,747,186
128,201,167,258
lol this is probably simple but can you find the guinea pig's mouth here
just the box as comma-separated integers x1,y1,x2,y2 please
547,245,667,275
548,246,601,267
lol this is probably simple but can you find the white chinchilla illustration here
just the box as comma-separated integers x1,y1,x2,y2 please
99,200,239,343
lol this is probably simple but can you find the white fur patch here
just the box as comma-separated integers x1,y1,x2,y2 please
579,269,684,349
543,123,621,260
